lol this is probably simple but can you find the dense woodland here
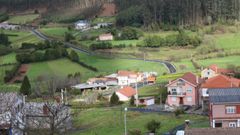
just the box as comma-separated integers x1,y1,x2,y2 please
0,0,111,11
115,0,240,26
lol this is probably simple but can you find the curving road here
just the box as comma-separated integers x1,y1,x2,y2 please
31,29,176,73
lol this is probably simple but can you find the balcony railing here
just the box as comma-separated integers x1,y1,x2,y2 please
169,91,186,96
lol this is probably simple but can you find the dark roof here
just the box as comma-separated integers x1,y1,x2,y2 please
209,88,240,104
185,128,240,135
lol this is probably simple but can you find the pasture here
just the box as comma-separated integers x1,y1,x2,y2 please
8,14,39,24
70,107,208,135
3,30,41,48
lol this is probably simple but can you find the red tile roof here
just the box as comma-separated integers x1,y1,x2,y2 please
201,74,240,88
181,72,200,86
117,86,136,97
118,70,137,77
208,64,233,74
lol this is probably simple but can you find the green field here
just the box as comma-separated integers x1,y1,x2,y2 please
198,55,240,68
3,30,41,48
92,17,116,25
39,27,70,39
77,53,168,76
214,33,240,50
27,58,95,81
8,14,39,24
71,107,208,135
0,53,17,64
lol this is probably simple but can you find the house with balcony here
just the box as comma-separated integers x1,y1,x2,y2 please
166,72,202,107
200,75,240,111
209,88,240,128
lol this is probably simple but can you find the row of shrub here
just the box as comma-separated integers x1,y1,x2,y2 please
4,63,21,83
16,46,68,63
68,50,98,72
20,41,58,50
142,31,202,48
0,45,12,56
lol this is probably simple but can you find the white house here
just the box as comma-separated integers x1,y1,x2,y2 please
74,20,90,30
201,64,233,79
135,97,155,106
116,86,136,101
116,70,143,86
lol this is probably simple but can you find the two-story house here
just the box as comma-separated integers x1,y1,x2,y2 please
116,70,143,86
166,72,202,106
200,75,240,110
209,88,240,128
201,64,233,79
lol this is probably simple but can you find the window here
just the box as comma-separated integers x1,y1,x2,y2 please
187,87,192,93
207,71,210,75
171,88,177,95
171,97,177,102
229,122,237,128
187,97,192,102
226,106,236,114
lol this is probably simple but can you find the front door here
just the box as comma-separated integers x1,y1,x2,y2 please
179,97,184,105
215,123,222,128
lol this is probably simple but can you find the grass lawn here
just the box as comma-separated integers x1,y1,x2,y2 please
173,59,196,73
198,55,240,68
70,107,208,135
0,53,17,64
139,84,167,97
3,29,41,48
92,17,116,25
39,27,70,39
77,53,168,76
110,40,140,46
27,58,95,82
8,14,39,24
214,32,240,50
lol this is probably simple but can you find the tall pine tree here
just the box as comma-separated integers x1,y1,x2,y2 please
20,76,31,96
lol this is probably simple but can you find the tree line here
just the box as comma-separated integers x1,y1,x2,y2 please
115,0,240,27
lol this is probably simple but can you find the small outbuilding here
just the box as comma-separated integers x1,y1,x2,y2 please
135,97,155,106
116,86,136,101
98,33,113,41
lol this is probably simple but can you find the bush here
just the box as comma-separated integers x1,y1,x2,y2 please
128,129,142,135
4,63,21,83
90,42,112,51
110,92,119,105
174,108,185,117
119,27,142,40
129,96,135,106
146,120,161,133
0,45,11,56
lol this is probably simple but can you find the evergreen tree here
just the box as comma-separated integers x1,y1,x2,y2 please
20,76,31,96
129,96,135,106
69,50,79,62
110,92,119,105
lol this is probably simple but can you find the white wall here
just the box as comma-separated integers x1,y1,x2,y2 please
116,92,129,101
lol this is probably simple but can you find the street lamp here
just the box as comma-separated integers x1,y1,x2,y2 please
124,107,128,135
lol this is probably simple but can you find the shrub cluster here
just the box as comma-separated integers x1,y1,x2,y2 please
16,46,68,63
68,50,98,72
4,63,21,83
142,31,202,48
90,42,112,51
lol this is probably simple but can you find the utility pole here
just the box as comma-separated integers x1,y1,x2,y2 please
124,107,128,135
135,83,139,107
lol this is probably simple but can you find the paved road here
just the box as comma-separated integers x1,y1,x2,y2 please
31,29,177,73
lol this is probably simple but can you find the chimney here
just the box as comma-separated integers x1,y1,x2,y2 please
169,80,172,84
